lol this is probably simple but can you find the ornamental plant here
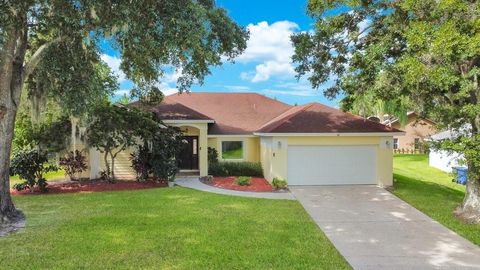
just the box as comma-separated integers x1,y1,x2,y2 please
10,150,57,193
59,150,88,181
236,176,251,186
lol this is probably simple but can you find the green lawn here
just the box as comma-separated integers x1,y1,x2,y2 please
393,154,480,246
1,187,350,269
9,169,66,188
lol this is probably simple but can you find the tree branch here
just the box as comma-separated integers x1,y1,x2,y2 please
23,36,64,80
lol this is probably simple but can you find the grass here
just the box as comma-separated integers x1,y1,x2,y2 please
392,154,480,246
9,169,66,188
1,187,350,269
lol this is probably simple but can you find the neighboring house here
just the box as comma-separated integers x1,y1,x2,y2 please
383,112,436,153
82,93,403,186
428,130,465,173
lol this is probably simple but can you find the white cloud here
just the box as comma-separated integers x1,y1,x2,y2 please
251,61,295,82
263,89,316,97
156,81,178,96
101,54,127,83
224,85,251,92
161,67,183,84
237,21,299,82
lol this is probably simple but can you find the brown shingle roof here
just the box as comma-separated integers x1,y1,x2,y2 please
151,98,213,121
257,102,402,133
163,92,292,134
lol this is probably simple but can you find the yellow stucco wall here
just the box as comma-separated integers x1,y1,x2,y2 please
207,136,260,163
260,136,393,187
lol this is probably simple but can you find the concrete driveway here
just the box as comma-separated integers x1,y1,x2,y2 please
290,186,480,270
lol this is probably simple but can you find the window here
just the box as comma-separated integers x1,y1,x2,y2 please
414,138,420,150
393,138,399,150
221,141,244,160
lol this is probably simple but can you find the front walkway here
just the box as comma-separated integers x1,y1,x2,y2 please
290,185,480,270
175,178,295,200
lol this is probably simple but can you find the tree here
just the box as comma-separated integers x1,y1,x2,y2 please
292,0,480,222
130,126,185,182
86,103,161,182
0,1,247,224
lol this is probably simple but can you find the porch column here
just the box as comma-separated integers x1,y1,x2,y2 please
199,125,208,176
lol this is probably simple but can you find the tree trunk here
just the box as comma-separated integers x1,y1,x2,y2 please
110,152,116,182
0,21,28,224
103,151,110,180
462,175,480,211
458,118,480,223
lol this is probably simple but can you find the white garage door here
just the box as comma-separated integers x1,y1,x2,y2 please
287,145,377,185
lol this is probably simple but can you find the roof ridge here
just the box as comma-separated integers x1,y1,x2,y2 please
257,103,314,132
311,102,400,130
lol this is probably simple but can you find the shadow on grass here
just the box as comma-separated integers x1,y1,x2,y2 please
393,173,465,202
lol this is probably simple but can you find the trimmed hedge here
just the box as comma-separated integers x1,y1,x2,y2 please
209,162,263,177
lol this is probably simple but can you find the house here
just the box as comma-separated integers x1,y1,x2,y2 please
383,112,436,153
84,92,404,186
428,129,465,173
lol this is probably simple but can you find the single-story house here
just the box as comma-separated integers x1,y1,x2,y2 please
428,129,465,173
383,112,436,153
81,92,403,186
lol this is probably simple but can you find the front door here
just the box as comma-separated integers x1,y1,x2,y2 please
178,136,199,170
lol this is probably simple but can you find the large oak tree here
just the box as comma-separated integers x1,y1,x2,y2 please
0,0,247,224
292,0,480,222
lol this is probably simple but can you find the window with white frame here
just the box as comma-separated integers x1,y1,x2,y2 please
393,138,399,150
221,141,244,160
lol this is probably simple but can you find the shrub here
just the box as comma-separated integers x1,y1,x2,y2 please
272,178,288,190
208,147,219,164
10,149,57,192
130,145,151,182
59,150,87,181
208,162,263,177
130,127,185,182
236,176,251,186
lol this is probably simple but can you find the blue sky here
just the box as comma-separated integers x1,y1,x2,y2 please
101,0,341,107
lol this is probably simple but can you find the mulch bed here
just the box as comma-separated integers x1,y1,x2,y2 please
205,176,274,192
11,180,167,196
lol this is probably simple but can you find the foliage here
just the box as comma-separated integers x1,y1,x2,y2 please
236,176,251,186
118,94,131,105
86,103,160,182
59,150,87,181
147,127,185,182
130,127,184,182
9,149,57,193
130,145,151,182
292,0,480,219
28,38,117,117
272,178,288,190
208,147,219,164
13,109,71,153
209,162,263,177
0,0,248,220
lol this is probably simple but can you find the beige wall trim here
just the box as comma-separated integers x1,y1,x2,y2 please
254,132,405,137
163,119,214,124
207,134,256,138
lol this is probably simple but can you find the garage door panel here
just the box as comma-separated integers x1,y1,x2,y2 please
287,145,376,185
